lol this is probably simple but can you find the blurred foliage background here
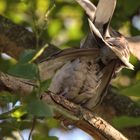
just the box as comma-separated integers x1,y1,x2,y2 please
0,0,140,139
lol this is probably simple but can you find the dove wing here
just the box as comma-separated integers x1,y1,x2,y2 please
84,60,116,109
39,48,100,80
75,0,96,20
94,0,117,37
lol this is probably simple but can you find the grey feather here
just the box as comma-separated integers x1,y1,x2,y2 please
94,0,116,37
126,36,140,60
84,60,116,109
80,0,117,49
75,0,96,20
39,48,100,80
48,57,116,110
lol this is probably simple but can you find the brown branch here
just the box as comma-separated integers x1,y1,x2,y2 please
0,15,36,59
0,72,128,140
0,15,60,60
50,93,128,140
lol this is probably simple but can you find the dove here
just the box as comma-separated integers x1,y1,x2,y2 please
39,0,140,110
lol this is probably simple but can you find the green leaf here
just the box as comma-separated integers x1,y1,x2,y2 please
0,106,27,120
0,91,18,105
11,106,27,119
33,135,58,140
46,136,58,140
0,120,17,137
112,116,140,129
120,81,140,97
46,118,59,128
0,119,32,137
0,55,16,73
29,44,48,63
26,99,53,117
19,45,48,64
8,63,39,80
19,49,36,63
40,79,52,92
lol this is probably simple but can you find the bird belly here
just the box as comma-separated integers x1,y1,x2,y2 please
48,57,106,110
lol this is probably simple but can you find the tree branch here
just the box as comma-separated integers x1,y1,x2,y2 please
0,72,128,140
0,15,60,60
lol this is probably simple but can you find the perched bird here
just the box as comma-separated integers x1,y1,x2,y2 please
39,0,139,110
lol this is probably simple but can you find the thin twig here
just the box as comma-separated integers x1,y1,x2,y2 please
28,117,36,140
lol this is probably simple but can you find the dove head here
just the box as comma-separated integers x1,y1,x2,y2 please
88,19,134,70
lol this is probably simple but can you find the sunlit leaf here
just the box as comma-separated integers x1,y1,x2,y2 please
113,116,140,128
26,98,53,117
33,134,58,140
120,81,140,97
19,49,36,63
46,118,59,128
48,19,62,37
0,0,6,13
136,71,140,81
0,106,26,120
29,44,48,63
11,106,27,119
19,45,49,64
8,63,39,80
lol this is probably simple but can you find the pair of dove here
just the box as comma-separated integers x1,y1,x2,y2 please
39,0,140,110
